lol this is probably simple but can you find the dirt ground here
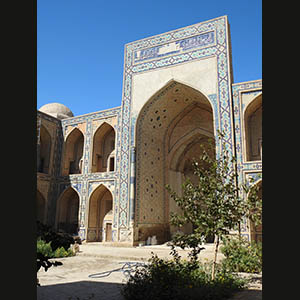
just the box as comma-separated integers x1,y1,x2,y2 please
37,243,262,300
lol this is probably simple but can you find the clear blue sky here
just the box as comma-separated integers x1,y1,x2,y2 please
37,0,261,117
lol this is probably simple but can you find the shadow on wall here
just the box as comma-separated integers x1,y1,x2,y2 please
37,280,125,300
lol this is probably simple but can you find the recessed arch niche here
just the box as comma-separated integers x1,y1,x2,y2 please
56,186,80,234
87,184,113,242
38,125,52,174
91,123,115,173
63,128,84,175
135,80,215,243
244,94,262,162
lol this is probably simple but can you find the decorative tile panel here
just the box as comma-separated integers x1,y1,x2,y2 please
118,16,236,230
232,79,262,186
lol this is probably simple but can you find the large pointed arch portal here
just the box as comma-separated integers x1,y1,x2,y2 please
117,17,236,245
134,80,215,243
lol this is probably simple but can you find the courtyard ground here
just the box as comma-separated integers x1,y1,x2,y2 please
37,243,262,300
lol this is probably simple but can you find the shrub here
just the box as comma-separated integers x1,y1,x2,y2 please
37,221,75,252
37,239,53,258
121,252,246,300
37,239,74,258
220,236,262,273
53,246,74,258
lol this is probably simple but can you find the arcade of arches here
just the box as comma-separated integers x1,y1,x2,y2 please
54,184,114,241
37,81,261,245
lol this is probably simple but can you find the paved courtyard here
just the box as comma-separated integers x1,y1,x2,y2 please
37,243,261,300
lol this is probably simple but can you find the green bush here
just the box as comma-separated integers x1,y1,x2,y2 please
53,246,74,258
37,239,53,258
220,236,262,273
37,221,75,252
121,253,245,300
37,239,74,258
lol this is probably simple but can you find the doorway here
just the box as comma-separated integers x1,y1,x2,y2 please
105,223,112,242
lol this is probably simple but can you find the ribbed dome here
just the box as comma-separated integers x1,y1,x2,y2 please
39,102,74,119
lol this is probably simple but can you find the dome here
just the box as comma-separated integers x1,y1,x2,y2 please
39,102,74,120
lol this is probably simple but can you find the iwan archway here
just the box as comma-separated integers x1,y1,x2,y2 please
134,80,215,244
87,184,113,242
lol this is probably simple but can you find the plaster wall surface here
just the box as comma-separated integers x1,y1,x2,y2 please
131,57,217,120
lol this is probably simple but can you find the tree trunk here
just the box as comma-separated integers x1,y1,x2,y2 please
211,235,220,280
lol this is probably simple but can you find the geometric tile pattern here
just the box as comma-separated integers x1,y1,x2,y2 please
232,79,262,241
232,79,262,184
118,16,236,232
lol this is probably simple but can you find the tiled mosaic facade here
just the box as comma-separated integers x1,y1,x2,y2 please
232,79,262,241
37,16,261,244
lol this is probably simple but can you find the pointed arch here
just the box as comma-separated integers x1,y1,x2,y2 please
56,186,80,234
38,125,52,174
62,127,84,175
244,94,262,161
91,122,115,173
87,184,113,242
135,79,214,139
135,80,215,243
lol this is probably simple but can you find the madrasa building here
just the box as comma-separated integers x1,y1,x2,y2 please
37,16,262,246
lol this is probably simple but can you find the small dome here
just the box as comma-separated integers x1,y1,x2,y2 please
39,102,74,120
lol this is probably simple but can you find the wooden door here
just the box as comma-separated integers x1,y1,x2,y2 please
106,223,112,242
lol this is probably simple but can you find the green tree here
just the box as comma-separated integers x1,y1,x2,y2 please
242,177,262,228
166,132,248,279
